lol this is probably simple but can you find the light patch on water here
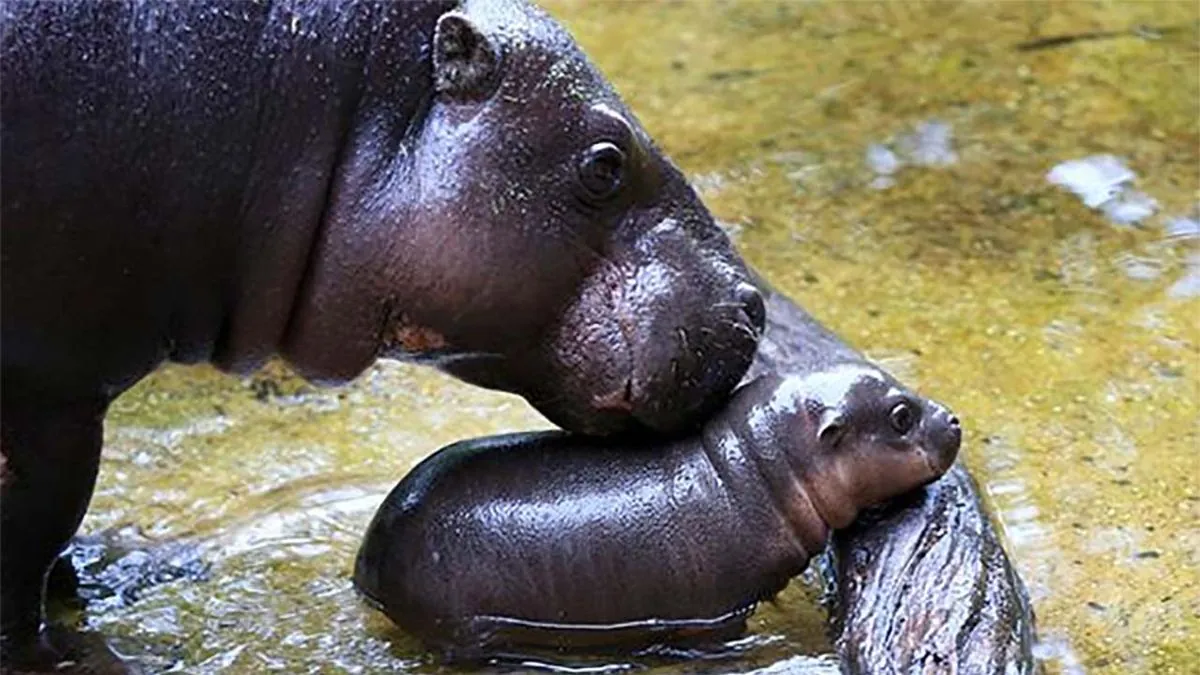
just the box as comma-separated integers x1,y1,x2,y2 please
110,415,234,453
1093,423,1139,465
981,437,1055,599
865,144,900,189
768,150,823,189
897,121,959,168
1163,213,1200,242
1046,155,1158,226
1081,526,1146,561
736,653,842,674
691,163,768,203
691,171,727,199
1111,253,1163,281
1042,319,1085,354
1047,155,1136,209
716,218,746,240
1033,633,1087,675
867,174,895,190
865,144,901,175
1166,253,1200,299
1057,232,1105,299
1101,191,1158,226
195,643,247,670
982,436,1087,673
865,121,958,190
205,484,388,560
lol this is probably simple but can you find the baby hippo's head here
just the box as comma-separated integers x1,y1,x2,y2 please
776,362,961,528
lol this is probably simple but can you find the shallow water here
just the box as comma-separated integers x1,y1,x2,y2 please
77,2,1198,673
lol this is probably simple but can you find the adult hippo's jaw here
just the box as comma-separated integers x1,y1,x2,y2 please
443,209,765,436
518,214,765,435
281,0,763,435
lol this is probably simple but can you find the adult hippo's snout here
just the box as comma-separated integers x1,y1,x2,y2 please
440,208,765,436
530,216,765,435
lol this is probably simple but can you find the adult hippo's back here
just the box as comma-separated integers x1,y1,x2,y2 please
0,0,763,667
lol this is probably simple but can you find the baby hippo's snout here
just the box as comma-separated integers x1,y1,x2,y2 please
923,403,962,473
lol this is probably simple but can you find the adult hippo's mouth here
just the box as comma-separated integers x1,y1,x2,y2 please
432,244,765,437
516,236,766,436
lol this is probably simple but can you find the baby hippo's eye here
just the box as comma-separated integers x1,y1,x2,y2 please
889,401,917,435
578,141,625,200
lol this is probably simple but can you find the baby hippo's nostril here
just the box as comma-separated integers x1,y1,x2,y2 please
927,408,962,471
735,283,766,335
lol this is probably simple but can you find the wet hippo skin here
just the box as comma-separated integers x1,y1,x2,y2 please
750,276,1039,674
353,365,961,662
0,0,765,667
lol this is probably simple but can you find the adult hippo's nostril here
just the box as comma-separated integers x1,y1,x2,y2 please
736,283,767,335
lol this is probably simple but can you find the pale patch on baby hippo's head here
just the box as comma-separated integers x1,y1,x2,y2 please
784,362,962,530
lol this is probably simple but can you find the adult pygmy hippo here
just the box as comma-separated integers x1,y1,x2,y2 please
0,0,764,666
353,364,961,662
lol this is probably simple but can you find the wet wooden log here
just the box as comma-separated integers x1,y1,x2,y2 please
830,464,1039,674
748,275,1039,674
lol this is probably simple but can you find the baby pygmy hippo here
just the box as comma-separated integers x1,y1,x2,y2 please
353,364,961,662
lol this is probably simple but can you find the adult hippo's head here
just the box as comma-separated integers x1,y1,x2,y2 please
283,0,762,435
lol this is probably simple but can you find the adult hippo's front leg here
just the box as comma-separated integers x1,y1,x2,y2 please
0,0,762,667
0,390,107,669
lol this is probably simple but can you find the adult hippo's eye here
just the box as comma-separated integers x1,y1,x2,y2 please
889,401,916,435
578,141,625,201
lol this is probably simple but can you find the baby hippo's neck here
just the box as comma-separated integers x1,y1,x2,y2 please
711,375,853,571
730,420,834,564
759,455,834,563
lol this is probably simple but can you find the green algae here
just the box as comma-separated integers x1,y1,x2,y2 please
81,2,1198,673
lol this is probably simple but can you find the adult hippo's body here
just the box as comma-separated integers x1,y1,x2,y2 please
0,0,763,666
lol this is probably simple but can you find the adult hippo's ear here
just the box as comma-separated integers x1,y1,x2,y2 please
433,12,500,102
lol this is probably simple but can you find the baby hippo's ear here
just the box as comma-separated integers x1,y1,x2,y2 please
818,410,845,447
433,12,500,102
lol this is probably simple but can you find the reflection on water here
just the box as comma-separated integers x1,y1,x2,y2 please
77,2,1198,673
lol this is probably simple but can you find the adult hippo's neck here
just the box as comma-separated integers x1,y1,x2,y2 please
213,0,454,374
0,1,452,394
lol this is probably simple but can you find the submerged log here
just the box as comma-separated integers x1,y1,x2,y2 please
831,464,1039,674
749,276,1039,674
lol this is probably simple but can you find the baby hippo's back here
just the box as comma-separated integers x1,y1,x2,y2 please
354,419,796,659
